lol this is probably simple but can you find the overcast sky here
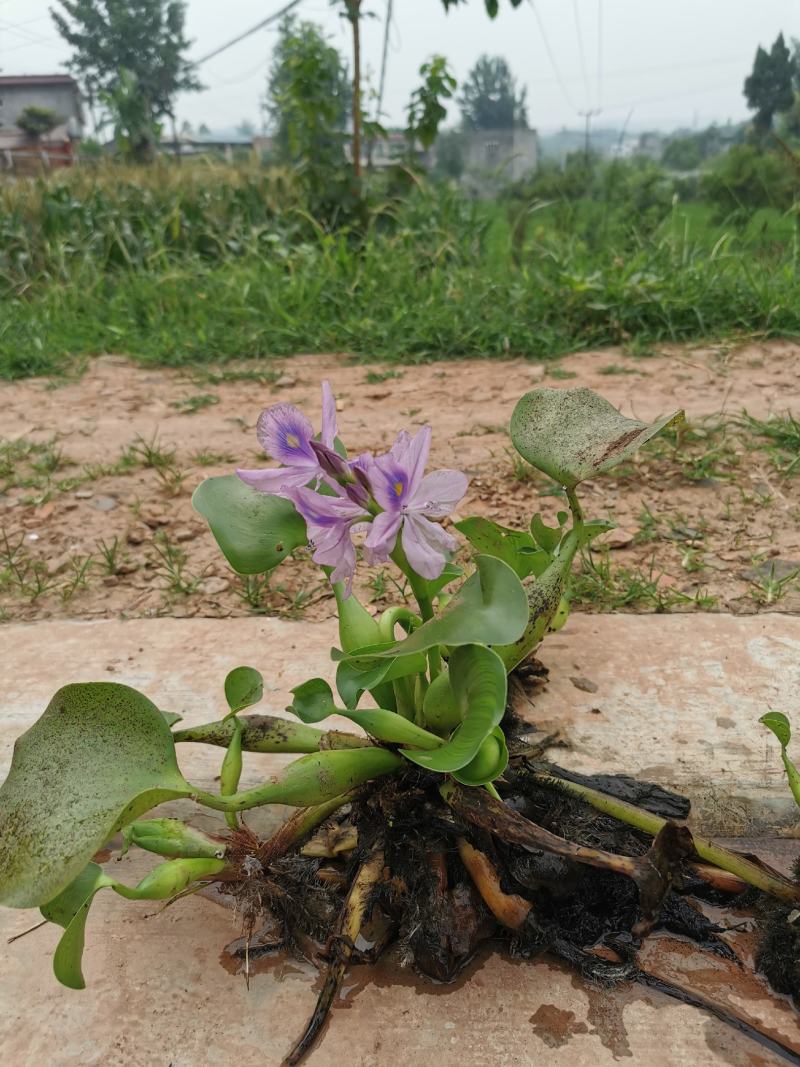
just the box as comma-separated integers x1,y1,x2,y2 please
0,0,797,133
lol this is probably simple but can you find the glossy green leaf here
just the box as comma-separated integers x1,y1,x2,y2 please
288,679,441,750
0,683,192,909
401,644,506,773
332,643,428,709
113,857,227,901
451,727,509,786
760,712,800,809
422,669,462,735
382,555,528,658
192,474,307,574
455,517,545,579
424,561,464,598
760,711,792,749
511,387,684,488
224,665,263,715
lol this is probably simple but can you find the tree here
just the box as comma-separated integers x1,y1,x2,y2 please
458,55,527,130
99,68,162,162
16,106,60,139
52,0,200,132
661,135,703,172
265,18,350,167
743,32,795,133
441,0,524,13
406,56,457,150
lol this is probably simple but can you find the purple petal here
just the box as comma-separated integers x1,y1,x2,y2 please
320,380,337,449
367,427,432,512
287,486,365,531
236,466,313,495
363,510,403,564
408,469,469,518
256,404,317,467
401,513,456,580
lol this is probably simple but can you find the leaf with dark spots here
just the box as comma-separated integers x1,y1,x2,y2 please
510,387,684,488
0,682,192,909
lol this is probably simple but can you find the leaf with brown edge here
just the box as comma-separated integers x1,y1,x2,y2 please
510,387,684,488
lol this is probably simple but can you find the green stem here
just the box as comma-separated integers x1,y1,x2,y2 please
391,543,434,621
174,715,370,753
534,771,800,904
565,485,584,528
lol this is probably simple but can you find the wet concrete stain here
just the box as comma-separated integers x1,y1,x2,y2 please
529,1003,589,1047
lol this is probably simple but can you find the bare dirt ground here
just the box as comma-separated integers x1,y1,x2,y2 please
2,339,800,624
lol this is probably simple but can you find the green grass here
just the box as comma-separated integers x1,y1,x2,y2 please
1,161,799,379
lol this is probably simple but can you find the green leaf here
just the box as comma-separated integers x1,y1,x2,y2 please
161,710,183,727
0,683,192,909
451,727,509,786
192,474,306,574
40,863,114,990
40,857,226,989
382,555,528,658
455,517,545,579
332,643,428,709
760,711,792,749
224,665,263,715
510,387,684,488
401,644,506,773
760,712,800,809
288,679,441,750
424,561,464,598
530,514,561,555
289,678,339,723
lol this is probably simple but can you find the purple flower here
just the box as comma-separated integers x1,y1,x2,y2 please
286,485,368,595
363,426,468,580
236,381,337,495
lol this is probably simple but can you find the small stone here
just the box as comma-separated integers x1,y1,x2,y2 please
46,552,72,576
35,502,55,520
89,495,118,512
127,526,148,545
529,364,547,380
200,576,229,596
570,676,599,694
335,399,345,412
274,374,296,388
174,527,199,542
116,561,140,575
140,510,169,528
595,528,635,549
75,489,94,499
366,390,390,400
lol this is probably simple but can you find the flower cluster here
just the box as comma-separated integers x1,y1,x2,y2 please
237,382,468,593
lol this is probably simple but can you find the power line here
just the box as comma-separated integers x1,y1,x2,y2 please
527,0,579,112
189,0,305,69
571,0,590,107
596,0,603,109
375,0,393,126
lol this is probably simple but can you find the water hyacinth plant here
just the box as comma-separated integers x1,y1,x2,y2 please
2,385,799,1065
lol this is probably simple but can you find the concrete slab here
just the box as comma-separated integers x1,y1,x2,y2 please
1,614,799,1065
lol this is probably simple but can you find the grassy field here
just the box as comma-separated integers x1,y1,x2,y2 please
1,160,799,379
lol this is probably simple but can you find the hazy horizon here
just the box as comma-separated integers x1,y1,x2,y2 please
0,0,796,135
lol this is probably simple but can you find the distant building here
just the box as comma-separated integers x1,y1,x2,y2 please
461,127,538,194
0,74,84,171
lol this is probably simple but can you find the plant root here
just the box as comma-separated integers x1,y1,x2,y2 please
282,844,386,1067
210,763,800,1065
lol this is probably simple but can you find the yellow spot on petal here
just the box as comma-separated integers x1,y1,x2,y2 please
393,480,404,497
286,433,300,449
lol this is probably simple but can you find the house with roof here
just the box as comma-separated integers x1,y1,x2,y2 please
0,74,84,170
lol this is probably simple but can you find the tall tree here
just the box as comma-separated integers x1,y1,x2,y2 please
52,0,200,131
743,32,795,133
458,55,527,130
265,17,350,168
441,0,524,13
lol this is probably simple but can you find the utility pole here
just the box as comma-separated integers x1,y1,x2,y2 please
579,107,601,160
